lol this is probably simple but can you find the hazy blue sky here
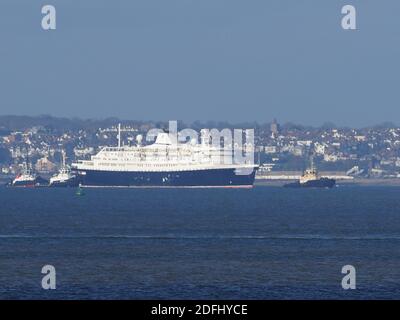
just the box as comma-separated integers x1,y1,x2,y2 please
0,0,399,126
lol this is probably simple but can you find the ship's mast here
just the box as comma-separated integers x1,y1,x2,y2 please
100,123,138,148
309,153,318,178
310,154,315,171
61,150,66,168
118,123,121,148
24,147,31,175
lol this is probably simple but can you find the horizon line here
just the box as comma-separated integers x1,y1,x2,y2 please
0,114,399,129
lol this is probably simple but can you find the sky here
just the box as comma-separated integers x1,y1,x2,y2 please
0,0,399,127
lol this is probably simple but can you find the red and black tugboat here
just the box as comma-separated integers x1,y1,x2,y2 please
10,162,48,187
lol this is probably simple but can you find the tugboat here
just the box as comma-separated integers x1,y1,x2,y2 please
49,151,78,187
284,158,335,188
11,162,48,187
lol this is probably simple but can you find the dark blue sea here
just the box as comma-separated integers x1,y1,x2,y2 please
0,185,400,299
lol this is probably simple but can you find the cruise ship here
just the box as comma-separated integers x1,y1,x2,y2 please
72,126,258,188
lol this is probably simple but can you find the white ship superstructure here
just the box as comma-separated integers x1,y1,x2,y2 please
72,127,258,187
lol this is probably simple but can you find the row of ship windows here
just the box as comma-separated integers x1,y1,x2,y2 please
98,151,226,157
95,155,224,160
96,163,194,167
95,159,214,163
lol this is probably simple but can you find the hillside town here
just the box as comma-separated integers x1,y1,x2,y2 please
1,116,400,180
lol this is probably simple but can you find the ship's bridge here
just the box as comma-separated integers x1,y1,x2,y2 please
154,133,173,145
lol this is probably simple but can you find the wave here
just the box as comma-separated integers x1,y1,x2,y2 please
0,234,400,240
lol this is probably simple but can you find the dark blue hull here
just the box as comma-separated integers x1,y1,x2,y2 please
11,180,36,187
284,178,336,188
49,179,79,188
10,177,49,187
75,168,257,188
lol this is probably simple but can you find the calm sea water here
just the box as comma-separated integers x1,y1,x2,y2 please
0,185,400,299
